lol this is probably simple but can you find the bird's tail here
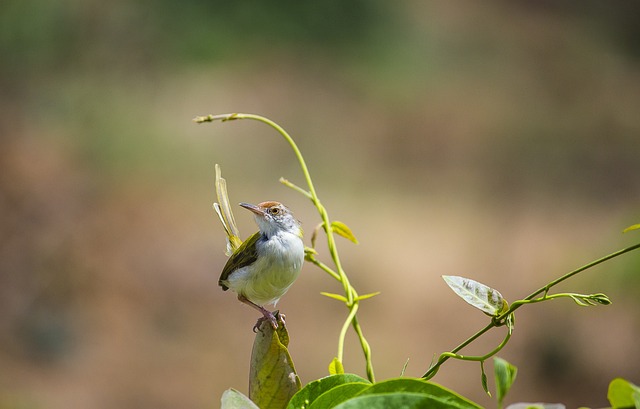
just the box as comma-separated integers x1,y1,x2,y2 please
213,164,242,256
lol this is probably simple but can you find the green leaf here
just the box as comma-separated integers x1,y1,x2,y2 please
250,314,301,409
568,293,612,307
355,292,381,301
608,377,640,409
623,224,640,233
331,221,359,244
321,292,349,303
221,389,260,409
443,276,506,316
494,357,518,407
480,361,491,397
308,383,371,409
505,404,565,409
333,391,481,409
329,357,345,375
287,374,370,409
354,378,483,408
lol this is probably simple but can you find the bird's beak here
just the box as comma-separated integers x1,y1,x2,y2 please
240,202,265,217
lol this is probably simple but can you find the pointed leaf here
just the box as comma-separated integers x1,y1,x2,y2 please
329,357,345,375
443,276,505,316
623,224,640,233
480,361,490,397
221,389,260,409
608,377,640,409
494,357,518,406
321,292,349,303
331,221,359,244
355,292,381,301
250,314,301,409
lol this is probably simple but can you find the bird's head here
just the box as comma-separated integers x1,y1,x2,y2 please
240,201,302,238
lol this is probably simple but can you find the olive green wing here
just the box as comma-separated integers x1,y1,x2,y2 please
219,232,262,290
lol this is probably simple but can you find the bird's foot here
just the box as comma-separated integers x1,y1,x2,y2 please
253,309,279,333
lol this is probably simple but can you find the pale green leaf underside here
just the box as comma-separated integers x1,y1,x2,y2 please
221,389,260,409
443,275,505,316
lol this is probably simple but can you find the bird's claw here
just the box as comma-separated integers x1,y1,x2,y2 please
253,310,279,333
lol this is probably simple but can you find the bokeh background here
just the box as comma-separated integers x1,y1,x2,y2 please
1,1,640,408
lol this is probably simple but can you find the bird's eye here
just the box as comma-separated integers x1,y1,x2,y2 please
269,208,280,215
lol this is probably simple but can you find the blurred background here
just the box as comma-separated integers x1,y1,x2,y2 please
1,1,639,408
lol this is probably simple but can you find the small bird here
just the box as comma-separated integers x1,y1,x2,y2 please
219,201,304,330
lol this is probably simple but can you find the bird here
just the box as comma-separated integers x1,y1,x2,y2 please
219,201,304,330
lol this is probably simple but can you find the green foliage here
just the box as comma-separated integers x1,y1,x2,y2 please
328,357,345,375
330,221,359,244
286,374,369,409
287,376,481,409
201,113,640,409
494,357,518,408
608,378,640,409
623,224,640,233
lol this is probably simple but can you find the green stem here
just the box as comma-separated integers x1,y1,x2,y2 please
338,303,359,362
441,329,512,363
352,315,375,383
196,113,376,381
509,242,640,315
196,113,353,303
422,242,640,380
423,322,495,379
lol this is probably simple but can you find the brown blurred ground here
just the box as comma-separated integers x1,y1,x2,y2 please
1,1,640,408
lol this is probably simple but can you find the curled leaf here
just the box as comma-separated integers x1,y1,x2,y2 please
443,276,505,316
311,222,324,248
568,293,612,307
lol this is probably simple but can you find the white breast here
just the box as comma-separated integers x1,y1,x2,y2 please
226,231,304,306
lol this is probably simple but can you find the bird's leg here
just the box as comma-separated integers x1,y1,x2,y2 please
237,294,278,331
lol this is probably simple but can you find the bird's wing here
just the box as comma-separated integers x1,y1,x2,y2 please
218,231,261,290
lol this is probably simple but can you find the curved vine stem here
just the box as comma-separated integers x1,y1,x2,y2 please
422,242,640,380
195,113,375,382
